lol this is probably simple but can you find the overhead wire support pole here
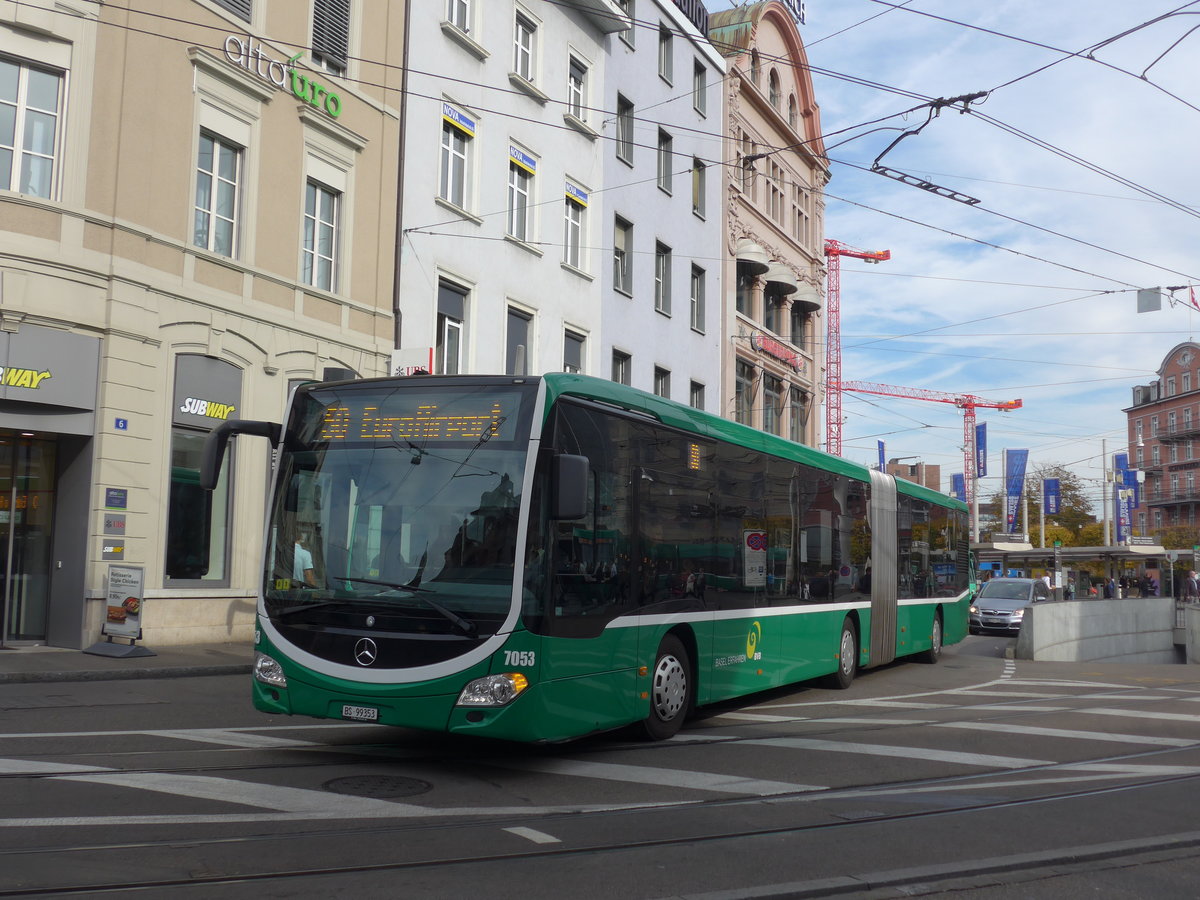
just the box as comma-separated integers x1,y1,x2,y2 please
824,240,891,457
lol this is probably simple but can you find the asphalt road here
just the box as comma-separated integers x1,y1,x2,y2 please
5,636,1200,898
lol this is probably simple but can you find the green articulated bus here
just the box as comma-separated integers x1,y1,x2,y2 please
203,373,973,743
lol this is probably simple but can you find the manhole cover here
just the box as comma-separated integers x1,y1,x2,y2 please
323,775,432,798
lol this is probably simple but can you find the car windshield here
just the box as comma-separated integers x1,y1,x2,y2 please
979,581,1031,601
263,380,537,637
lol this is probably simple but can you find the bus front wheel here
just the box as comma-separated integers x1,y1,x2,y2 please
642,635,691,740
826,617,858,690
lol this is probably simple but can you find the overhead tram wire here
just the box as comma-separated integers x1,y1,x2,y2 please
835,157,1200,282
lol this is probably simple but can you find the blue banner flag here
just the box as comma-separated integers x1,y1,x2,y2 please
1115,483,1132,544
1004,449,1029,533
878,440,885,471
1113,452,1129,473
975,423,987,478
1043,478,1060,515
951,473,965,502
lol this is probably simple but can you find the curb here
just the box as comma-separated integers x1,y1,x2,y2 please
0,664,252,685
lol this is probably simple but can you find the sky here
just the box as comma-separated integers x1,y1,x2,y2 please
710,0,1200,515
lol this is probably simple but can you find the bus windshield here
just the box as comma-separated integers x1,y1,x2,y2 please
263,380,537,646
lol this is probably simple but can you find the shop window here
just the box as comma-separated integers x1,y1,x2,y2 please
165,429,231,585
0,57,63,199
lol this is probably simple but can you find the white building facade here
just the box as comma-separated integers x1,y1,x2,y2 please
598,0,727,409
396,1,628,380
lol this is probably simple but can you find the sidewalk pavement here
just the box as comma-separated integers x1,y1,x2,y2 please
0,640,253,684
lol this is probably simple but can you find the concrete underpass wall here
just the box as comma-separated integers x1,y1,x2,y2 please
1015,598,1178,663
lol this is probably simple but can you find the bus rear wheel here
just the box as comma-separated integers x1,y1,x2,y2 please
642,635,691,740
825,617,858,689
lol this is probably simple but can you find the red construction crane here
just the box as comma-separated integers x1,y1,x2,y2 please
840,380,1023,505
824,239,891,457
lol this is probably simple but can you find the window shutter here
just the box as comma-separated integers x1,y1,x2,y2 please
213,0,252,22
313,0,350,70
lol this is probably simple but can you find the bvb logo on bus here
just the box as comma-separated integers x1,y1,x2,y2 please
746,621,762,661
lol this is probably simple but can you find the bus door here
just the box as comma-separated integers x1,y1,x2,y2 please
867,469,898,666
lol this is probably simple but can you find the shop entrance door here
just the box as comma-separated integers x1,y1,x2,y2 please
0,431,56,644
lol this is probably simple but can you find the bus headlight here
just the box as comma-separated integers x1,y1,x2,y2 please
457,672,529,707
253,652,288,688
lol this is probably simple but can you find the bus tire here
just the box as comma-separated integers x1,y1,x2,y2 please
918,610,943,664
825,617,858,690
642,635,691,741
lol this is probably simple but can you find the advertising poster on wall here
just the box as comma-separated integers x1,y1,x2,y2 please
743,531,767,587
102,565,144,640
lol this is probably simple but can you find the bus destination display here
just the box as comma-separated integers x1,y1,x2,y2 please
317,396,520,443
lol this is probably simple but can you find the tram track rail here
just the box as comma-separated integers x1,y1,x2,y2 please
4,738,1200,897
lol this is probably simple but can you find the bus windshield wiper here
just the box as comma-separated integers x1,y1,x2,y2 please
335,573,479,638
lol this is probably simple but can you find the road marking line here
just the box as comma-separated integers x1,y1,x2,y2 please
1080,708,1200,724
145,729,320,748
948,690,1071,698
714,712,806,723
0,759,109,775
504,826,561,844
972,705,1071,712
745,737,1050,768
490,759,823,795
806,717,933,726
935,721,1195,746
832,700,951,709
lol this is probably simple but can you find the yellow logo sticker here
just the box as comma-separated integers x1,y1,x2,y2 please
746,620,762,661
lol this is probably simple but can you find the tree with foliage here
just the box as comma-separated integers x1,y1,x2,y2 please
985,464,1095,544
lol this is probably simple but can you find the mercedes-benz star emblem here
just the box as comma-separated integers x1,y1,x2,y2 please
354,638,378,667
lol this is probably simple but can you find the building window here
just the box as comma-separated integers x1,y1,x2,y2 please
654,366,671,399
302,180,340,291
617,0,635,47
1151,415,1159,437
1185,372,1192,393
613,216,633,294
788,94,798,129
790,303,807,346
567,56,587,120
654,242,671,314
439,106,473,209
690,265,704,332
507,150,534,242
1168,375,1177,397
692,60,706,115
735,360,754,426
213,0,252,22
656,128,672,193
764,290,782,334
750,50,761,86
691,158,706,216
768,69,780,107
763,375,783,435
789,387,810,443
564,186,586,270
792,184,810,245
658,24,673,82
312,0,350,74
0,58,63,199
1135,419,1143,441
447,0,470,31
564,330,585,373
1170,410,1177,434
513,12,537,83
506,307,532,375
166,428,232,584
612,350,631,385
436,280,466,374
1136,447,1144,468
688,381,705,409
193,131,241,257
616,94,634,164
768,161,785,223
1152,444,1161,466
736,273,753,316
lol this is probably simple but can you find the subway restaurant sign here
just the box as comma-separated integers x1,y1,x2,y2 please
224,35,343,118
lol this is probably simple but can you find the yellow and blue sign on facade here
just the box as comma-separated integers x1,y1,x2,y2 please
509,145,537,174
565,182,588,206
443,102,475,137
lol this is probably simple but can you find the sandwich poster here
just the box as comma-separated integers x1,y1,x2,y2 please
103,565,144,640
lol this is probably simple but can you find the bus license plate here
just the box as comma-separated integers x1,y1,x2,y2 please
342,704,378,722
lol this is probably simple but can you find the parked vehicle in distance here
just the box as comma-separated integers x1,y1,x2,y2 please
969,577,1051,634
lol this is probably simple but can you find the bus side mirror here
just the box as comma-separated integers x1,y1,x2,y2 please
552,453,589,520
201,420,281,490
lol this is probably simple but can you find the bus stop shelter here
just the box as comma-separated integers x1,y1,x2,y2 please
972,541,1169,598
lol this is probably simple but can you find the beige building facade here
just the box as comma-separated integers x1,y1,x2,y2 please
709,2,828,445
0,0,403,648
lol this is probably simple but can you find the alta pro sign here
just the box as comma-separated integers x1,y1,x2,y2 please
223,35,343,118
